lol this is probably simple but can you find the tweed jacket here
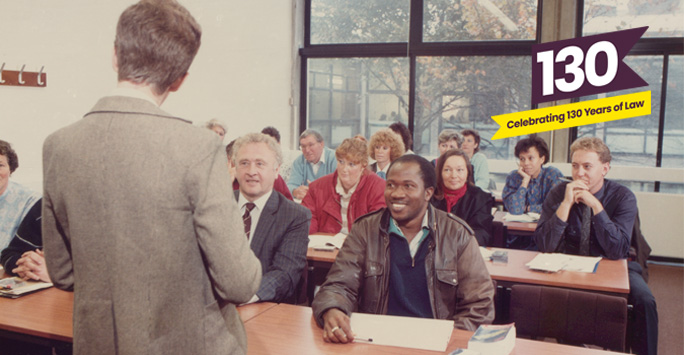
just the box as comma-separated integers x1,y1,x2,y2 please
311,206,495,331
42,96,262,355
234,190,311,303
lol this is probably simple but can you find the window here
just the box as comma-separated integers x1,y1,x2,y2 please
301,0,539,161
576,0,684,192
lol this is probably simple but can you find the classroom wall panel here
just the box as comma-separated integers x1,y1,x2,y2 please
0,0,297,191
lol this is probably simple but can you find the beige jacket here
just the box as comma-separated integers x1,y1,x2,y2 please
43,96,262,355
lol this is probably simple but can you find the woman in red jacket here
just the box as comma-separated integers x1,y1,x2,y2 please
302,138,386,234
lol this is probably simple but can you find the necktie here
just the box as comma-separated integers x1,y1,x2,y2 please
242,202,256,239
579,204,592,255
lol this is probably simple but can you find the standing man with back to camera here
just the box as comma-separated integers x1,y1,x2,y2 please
42,1,262,354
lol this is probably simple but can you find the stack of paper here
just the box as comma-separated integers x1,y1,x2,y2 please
308,233,347,250
0,277,53,299
468,323,516,355
526,253,602,273
503,212,540,222
350,313,454,352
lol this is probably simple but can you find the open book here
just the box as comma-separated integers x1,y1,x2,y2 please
0,277,53,299
308,233,347,251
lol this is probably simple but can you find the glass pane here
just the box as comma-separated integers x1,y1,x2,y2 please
310,0,410,44
662,55,684,168
307,58,410,147
423,0,538,42
414,56,532,160
583,0,684,38
577,56,663,167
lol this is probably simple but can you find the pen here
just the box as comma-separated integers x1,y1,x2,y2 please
354,337,373,343
559,177,573,182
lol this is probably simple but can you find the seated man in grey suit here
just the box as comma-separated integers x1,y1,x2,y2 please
233,133,312,304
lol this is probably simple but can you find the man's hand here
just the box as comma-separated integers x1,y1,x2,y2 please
562,180,589,206
556,180,589,222
321,308,354,344
293,185,309,200
13,250,51,283
573,188,604,215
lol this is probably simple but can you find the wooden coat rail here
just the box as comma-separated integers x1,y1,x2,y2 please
0,63,47,87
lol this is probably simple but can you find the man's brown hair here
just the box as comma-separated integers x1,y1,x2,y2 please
570,137,612,164
115,0,201,94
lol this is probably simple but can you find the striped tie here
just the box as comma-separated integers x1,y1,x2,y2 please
242,202,256,239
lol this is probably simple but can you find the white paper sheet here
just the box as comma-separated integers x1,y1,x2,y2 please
526,253,602,273
350,312,454,352
308,233,347,249
503,212,540,222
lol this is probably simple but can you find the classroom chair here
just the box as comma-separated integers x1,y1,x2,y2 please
510,284,628,352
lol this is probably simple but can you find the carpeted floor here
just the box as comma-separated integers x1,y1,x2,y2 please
647,262,684,355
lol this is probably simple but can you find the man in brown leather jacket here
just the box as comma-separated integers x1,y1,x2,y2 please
312,155,495,344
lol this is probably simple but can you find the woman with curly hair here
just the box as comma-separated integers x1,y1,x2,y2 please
368,128,405,179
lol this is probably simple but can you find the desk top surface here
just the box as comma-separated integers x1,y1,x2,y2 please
486,248,629,295
0,286,73,342
238,303,624,355
307,245,629,295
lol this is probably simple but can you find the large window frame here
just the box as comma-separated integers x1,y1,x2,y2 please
299,0,542,154
572,1,684,192
298,0,683,192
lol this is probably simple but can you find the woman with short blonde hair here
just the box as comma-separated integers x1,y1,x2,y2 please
302,138,386,234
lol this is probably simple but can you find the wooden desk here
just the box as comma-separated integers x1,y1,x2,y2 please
493,211,538,234
305,245,630,296
306,247,338,266
238,302,278,323
0,286,73,343
241,303,624,354
486,248,630,296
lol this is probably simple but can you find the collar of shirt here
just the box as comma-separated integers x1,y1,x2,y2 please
378,163,390,174
108,87,159,107
593,179,607,200
335,177,359,198
309,150,326,175
238,190,272,213
238,190,273,244
388,211,430,258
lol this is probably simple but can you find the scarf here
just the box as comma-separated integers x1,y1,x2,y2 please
443,183,467,212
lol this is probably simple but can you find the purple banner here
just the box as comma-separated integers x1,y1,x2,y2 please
532,26,648,105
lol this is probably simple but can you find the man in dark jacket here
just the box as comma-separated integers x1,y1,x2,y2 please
312,155,494,344
534,137,657,355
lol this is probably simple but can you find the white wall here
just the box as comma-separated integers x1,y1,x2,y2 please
0,0,297,191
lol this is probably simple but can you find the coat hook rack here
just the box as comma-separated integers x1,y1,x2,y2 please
0,63,47,87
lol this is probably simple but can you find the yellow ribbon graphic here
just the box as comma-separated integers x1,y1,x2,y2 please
491,91,651,140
